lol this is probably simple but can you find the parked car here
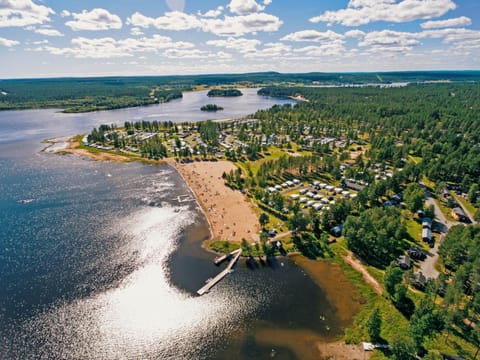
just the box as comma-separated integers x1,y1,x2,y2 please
408,246,427,260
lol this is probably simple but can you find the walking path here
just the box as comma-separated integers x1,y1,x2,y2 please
343,253,383,295
420,191,459,279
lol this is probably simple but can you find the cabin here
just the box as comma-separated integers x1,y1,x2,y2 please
342,180,365,192
452,207,468,222
313,203,323,211
422,228,433,243
397,255,412,270
422,217,432,229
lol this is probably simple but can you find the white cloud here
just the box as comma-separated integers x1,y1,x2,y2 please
207,37,261,53
127,11,202,31
33,39,48,45
310,0,457,26
130,27,143,36
420,28,480,50
202,13,283,36
40,35,195,59
0,36,19,47
164,48,232,60
65,8,123,31
263,0,272,4
244,42,291,58
228,0,265,15
359,30,420,52
0,0,54,27
34,28,63,37
199,6,224,18
60,10,71,18
294,43,346,57
127,10,281,37
281,30,344,43
345,29,365,39
421,16,471,29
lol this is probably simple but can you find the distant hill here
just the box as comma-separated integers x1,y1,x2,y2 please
1,71,479,112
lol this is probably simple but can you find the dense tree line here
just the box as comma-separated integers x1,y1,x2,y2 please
257,84,480,190
207,89,242,97
344,207,406,267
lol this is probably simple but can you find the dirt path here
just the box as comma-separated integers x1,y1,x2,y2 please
420,192,459,279
343,253,383,295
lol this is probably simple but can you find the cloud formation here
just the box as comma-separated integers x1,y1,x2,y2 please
207,37,261,53
228,0,265,15
281,30,344,43
34,27,64,37
310,0,457,26
128,11,282,37
0,36,19,47
421,16,471,29
198,6,224,18
65,8,122,31
0,0,54,27
41,35,194,58
202,13,282,36
127,11,201,31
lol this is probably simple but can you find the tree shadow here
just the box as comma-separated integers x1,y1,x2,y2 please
395,297,415,319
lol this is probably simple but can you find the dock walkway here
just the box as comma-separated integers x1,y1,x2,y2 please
197,249,242,296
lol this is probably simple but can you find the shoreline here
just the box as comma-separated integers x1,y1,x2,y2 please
165,158,260,244
50,137,368,359
50,138,259,244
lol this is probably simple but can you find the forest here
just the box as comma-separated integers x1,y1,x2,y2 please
1,71,480,112
256,83,480,191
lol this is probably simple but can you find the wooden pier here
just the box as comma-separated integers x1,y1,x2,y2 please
197,249,242,296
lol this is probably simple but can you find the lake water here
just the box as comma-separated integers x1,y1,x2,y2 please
0,89,359,359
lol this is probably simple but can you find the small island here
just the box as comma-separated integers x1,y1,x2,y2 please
201,104,224,112
207,89,243,97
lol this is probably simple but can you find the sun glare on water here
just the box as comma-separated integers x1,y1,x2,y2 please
20,205,247,358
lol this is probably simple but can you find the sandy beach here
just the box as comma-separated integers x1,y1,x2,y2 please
53,138,259,243
166,159,260,243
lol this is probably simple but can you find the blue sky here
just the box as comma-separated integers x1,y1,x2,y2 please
0,0,479,78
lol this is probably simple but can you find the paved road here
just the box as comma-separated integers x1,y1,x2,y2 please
420,191,459,279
